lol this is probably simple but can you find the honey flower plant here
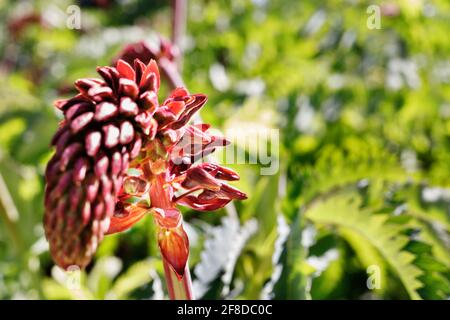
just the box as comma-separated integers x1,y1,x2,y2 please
44,58,247,291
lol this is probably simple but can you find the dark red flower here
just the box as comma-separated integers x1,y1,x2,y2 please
44,58,246,277
44,59,160,269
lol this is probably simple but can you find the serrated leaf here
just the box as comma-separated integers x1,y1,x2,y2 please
305,192,424,300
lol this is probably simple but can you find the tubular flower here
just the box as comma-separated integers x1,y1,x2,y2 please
44,58,246,276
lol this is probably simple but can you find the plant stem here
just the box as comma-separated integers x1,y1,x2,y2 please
148,2,192,300
163,257,194,300
145,166,194,300
159,57,185,88
171,0,187,69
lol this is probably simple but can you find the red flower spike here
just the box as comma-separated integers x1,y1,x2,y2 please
44,58,161,269
44,56,246,276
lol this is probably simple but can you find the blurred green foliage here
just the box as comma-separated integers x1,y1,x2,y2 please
0,0,449,299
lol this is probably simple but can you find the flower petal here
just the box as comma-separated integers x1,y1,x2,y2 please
116,59,135,82
140,59,160,92
181,166,221,191
106,204,148,235
176,195,231,211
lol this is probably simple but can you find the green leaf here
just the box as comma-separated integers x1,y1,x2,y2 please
109,259,157,300
272,210,308,299
305,192,424,300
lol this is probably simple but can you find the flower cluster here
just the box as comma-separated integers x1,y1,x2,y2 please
44,58,246,276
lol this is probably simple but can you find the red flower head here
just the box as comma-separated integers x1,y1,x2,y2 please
44,58,246,277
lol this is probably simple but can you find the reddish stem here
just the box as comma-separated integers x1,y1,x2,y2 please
146,166,194,300
149,1,194,300
163,257,194,300
159,57,185,88
171,0,186,69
